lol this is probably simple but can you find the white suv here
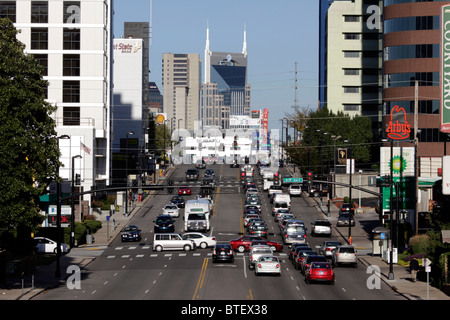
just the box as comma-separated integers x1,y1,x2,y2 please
153,233,196,252
288,184,302,196
331,245,358,268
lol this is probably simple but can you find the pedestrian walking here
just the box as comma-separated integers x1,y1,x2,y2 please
409,259,419,282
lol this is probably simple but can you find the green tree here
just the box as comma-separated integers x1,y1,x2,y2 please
0,19,60,253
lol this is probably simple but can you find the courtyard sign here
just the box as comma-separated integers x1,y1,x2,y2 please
441,4,450,133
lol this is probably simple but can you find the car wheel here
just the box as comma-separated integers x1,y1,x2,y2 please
184,244,191,251
200,242,208,249
155,245,163,252
270,245,277,252
238,245,245,253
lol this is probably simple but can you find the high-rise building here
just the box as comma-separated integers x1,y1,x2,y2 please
384,0,450,162
319,0,383,135
202,26,250,129
162,53,201,131
111,38,145,187
3,0,113,207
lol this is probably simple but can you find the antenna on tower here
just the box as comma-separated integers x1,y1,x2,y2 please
242,23,247,57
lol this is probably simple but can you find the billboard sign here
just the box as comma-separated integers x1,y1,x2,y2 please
441,4,450,133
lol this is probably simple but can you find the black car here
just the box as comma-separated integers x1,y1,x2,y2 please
212,243,234,263
186,168,199,181
153,215,175,233
121,225,142,242
170,195,185,208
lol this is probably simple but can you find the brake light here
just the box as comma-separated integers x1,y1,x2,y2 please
276,264,280,268
229,250,233,255
213,249,216,255
258,264,262,268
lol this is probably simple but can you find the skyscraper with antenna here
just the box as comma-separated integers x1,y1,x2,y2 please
201,24,251,129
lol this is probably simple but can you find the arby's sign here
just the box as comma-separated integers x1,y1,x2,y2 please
386,105,411,140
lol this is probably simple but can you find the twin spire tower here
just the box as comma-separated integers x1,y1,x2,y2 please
203,24,248,84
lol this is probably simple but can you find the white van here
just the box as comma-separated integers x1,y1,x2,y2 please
273,193,291,208
184,199,211,232
153,233,196,252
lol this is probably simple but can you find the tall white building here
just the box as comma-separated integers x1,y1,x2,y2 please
319,0,382,134
4,0,113,206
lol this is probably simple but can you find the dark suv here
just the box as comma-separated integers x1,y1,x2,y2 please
212,243,234,263
153,215,175,233
186,168,199,181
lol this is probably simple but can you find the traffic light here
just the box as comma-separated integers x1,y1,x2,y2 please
241,172,245,182
233,136,238,150
75,173,81,186
274,172,279,183
307,171,312,181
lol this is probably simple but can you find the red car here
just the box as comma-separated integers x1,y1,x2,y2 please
305,261,335,284
178,186,192,195
229,235,283,252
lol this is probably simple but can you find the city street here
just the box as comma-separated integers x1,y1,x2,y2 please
33,163,405,301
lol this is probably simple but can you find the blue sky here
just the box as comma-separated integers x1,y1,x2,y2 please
113,0,319,131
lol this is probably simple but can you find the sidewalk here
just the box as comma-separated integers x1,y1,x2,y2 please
1,167,176,300
310,195,450,300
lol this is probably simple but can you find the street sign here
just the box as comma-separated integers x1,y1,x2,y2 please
283,177,303,183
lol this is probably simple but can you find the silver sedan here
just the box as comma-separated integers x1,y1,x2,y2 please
255,255,281,276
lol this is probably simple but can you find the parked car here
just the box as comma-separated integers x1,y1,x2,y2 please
120,225,142,242
310,219,332,237
162,204,180,217
229,235,283,252
170,195,185,208
152,233,196,252
319,241,343,258
212,243,234,262
255,255,281,276
34,237,70,254
305,262,335,285
331,245,358,268
337,212,355,227
181,232,216,249
178,186,192,195
153,215,175,233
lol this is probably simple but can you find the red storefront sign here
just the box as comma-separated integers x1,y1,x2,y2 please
386,105,411,140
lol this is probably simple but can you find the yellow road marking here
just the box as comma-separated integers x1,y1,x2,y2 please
192,257,209,300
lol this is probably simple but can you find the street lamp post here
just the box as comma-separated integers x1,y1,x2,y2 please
55,134,70,278
344,139,353,244
71,155,82,249
125,131,134,216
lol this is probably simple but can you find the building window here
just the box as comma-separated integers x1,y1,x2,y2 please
64,1,80,24
344,104,360,111
63,54,80,76
63,80,80,103
344,69,360,76
63,107,80,126
31,1,48,23
345,15,360,22
0,1,16,22
31,28,48,50
33,54,48,76
63,28,80,50
344,51,360,58
344,87,360,93
344,33,360,40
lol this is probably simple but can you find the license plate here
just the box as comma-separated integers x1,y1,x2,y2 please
318,271,324,275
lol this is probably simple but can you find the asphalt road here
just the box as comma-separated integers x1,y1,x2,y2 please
34,163,405,301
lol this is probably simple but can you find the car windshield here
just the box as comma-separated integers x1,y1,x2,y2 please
260,256,278,262
123,226,138,232
165,205,177,209
286,226,305,233
315,220,331,226
312,263,330,269
254,248,272,254
325,242,342,247
156,216,172,223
